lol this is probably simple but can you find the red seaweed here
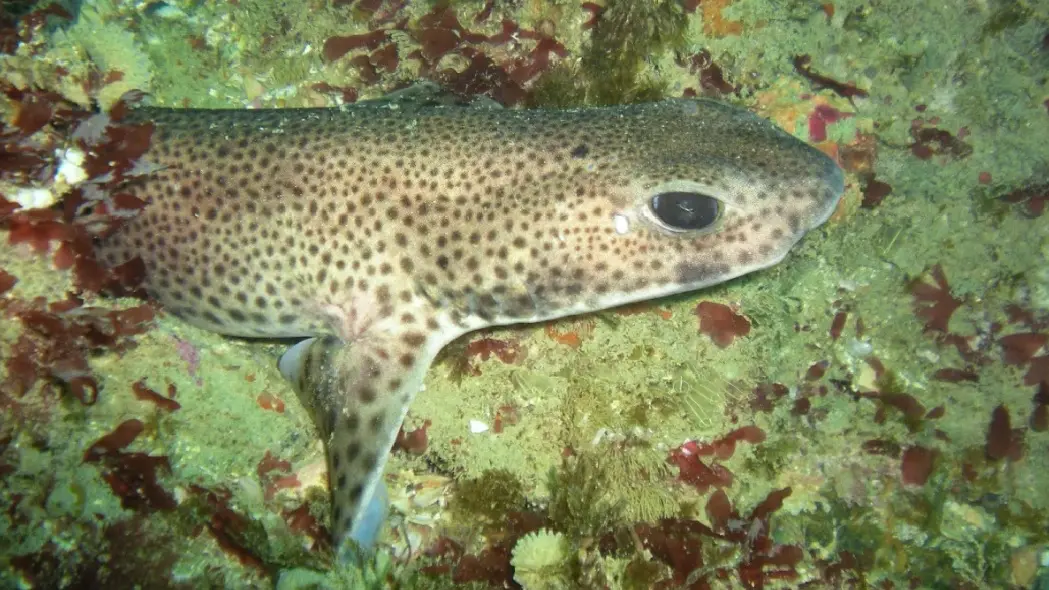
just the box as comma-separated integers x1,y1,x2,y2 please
492,404,519,434
909,264,962,333
805,360,830,381
257,450,300,501
711,425,766,460
190,485,266,572
909,120,973,160
131,379,180,412
860,175,893,208
751,382,789,413
985,404,1024,461
393,419,431,454
581,2,604,29
1031,385,1048,432
862,439,902,457
999,333,1047,365
668,444,734,493
793,55,868,99
83,419,176,511
452,335,525,378
1000,182,1049,218
694,301,751,348
472,0,495,24
638,487,800,588
256,392,286,413
807,103,852,142
829,310,848,341
1022,356,1049,387
322,29,389,62
321,4,566,106
0,297,154,403
900,445,937,485
668,427,765,493
686,50,737,96
932,368,979,383
0,268,17,294
282,502,331,553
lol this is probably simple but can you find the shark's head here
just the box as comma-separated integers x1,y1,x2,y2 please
424,98,845,326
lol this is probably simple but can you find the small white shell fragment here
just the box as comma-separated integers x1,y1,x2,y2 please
56,147,88,185
591,427,608,446
10,187,56,209
613,213,630,235
469,419,489,433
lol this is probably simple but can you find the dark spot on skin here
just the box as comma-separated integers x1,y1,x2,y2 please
402,332,426,347
359,386,376,403
570,144,589,158
348,484,363,502
346,441,360,462
369,414,383,433
362,452,377,471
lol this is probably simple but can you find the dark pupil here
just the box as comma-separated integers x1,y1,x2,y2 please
650,192,719,230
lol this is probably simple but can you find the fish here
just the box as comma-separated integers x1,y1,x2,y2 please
95,90,845,557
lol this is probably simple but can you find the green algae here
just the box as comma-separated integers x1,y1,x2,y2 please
449,468,527,526
531,0,688,106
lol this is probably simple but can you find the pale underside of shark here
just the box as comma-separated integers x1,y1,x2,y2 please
95,87,845,558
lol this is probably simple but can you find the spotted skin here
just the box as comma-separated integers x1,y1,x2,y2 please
96,97,844,554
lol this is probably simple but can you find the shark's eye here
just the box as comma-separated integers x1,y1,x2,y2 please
649,192,720,231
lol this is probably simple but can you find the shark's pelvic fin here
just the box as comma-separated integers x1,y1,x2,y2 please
279,329,440,557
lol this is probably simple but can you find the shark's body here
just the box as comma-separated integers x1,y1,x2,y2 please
96,94,844,556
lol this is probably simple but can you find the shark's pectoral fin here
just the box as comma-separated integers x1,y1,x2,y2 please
278,328,441,557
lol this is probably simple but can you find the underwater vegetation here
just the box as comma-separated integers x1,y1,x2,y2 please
1,0,1049,588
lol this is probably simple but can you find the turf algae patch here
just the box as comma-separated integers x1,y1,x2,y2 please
530,0,689,106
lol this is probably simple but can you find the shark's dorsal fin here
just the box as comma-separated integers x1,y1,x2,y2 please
279,327,446,556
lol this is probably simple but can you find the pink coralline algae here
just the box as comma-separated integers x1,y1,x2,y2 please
173,337,202,380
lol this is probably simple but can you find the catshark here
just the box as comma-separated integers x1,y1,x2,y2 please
96,92,845,556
